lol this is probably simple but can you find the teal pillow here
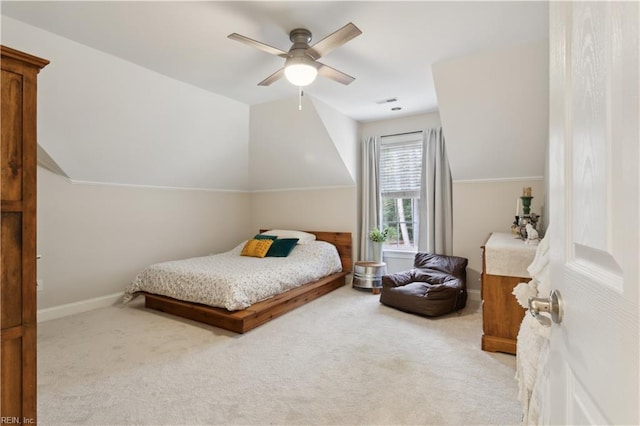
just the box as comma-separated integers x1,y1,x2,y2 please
266,238,299,257
254,234,277,240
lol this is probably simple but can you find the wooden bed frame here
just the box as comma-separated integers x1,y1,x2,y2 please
141,231,352,333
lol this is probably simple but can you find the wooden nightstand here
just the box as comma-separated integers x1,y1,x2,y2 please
481,232,536,355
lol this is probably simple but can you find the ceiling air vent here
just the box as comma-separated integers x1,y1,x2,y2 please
376,97,398,104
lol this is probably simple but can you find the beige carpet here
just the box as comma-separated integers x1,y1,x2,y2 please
38,285,522,425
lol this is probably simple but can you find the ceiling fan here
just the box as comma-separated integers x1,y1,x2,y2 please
228,22,362,87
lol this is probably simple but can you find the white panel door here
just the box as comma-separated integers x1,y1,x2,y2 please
548,2,639,424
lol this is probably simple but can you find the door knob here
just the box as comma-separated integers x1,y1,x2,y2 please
528,289,563,326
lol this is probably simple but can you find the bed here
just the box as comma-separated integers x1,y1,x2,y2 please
124,230,352,333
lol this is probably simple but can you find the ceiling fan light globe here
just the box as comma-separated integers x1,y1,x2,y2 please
284,63,318,86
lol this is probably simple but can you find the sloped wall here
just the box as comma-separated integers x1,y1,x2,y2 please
311,96,359,182
249,95,356,191
433,39,548,181
2,16,250,190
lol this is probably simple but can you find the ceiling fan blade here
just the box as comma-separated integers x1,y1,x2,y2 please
228,33,288,58
258,68,285,86
317,63,356,85
306,22,362,60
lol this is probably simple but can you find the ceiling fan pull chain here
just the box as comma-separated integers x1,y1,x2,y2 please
298,86,303,111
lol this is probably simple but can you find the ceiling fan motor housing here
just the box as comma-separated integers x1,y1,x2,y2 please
287,28,315,62
289,28,313,46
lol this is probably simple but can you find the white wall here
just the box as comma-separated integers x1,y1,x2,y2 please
37,168,250,309
453,178,545,292
311,96,360,182
361,111,441,140
249,187,357,242
249,96,356,191
3,16,250,190
433,39,549,181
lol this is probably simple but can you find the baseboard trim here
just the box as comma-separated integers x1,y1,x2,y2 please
467,289,481,302
36,289,482,321
37,292,123,323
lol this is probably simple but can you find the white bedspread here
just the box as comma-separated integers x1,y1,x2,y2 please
124,240,342,311
513,230,551,425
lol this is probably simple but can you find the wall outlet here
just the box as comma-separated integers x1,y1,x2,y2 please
36,279,43,292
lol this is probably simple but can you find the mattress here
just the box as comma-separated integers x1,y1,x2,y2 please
124,240,342,311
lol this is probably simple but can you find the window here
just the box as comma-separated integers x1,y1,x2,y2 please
379,133,423,251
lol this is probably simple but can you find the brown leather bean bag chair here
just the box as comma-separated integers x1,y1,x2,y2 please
380,252,468,317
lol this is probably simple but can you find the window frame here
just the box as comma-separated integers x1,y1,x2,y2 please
379,132,423,252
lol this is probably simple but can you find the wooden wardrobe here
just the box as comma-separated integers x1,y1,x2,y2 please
1,46,49,422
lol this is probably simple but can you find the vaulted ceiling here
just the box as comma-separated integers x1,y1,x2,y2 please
2,1,549,123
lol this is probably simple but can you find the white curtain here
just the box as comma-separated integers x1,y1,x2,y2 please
359,136,381,261
418,128,453,255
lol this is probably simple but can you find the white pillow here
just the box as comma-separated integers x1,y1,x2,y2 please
260,229,316,245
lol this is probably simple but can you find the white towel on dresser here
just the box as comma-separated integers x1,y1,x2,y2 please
485,233,537,277
513,229,551,425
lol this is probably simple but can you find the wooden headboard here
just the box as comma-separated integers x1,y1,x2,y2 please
259,230,353,273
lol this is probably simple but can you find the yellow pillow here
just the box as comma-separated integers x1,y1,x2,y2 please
240,239,273,258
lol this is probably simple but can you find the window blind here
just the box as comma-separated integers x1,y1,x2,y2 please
380,140,423,198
